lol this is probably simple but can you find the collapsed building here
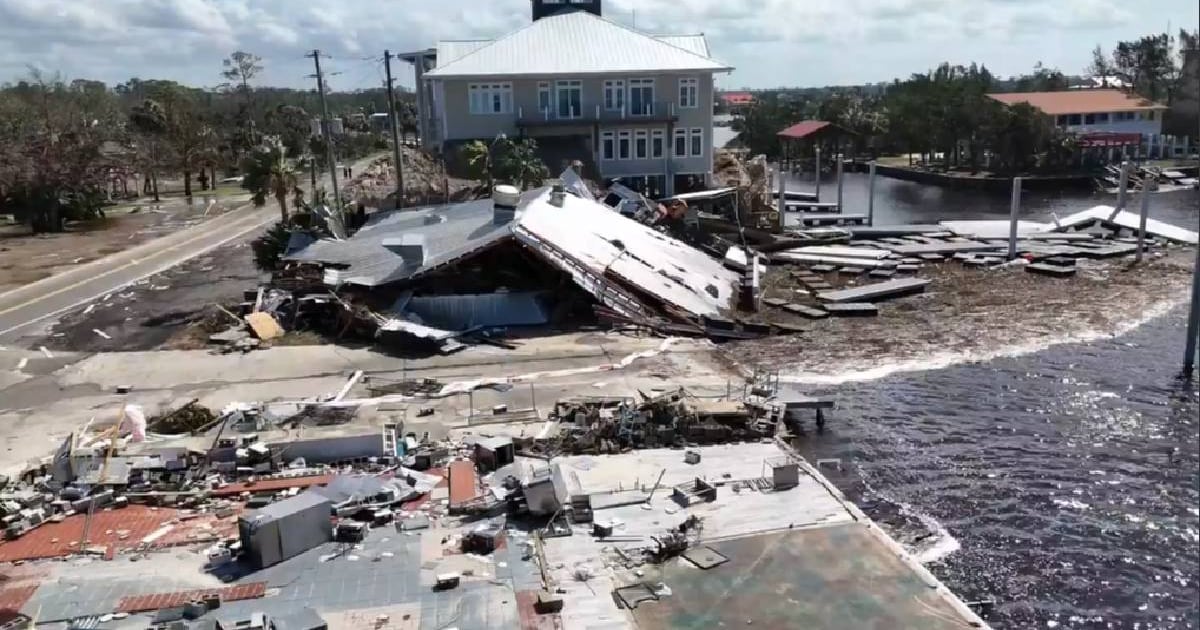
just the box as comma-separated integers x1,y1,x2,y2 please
281,179,750,346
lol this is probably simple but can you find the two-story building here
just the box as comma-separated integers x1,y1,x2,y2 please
988,89,1188,159
404,0,732,197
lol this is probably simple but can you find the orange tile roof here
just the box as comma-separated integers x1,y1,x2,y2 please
988,89,1166,115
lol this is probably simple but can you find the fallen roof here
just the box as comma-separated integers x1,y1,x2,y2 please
284,195,524,286
425,11,730,78
515,189,739,318
1053,205,1199,244
988,89,1166,115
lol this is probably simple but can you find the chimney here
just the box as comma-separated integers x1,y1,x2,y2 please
532,0,601,21
548,180,566,208
493,185,520,224
382,234,427,266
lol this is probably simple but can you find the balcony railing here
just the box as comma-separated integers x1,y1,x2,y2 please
517,101,678,126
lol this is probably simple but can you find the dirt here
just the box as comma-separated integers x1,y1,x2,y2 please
348,148,478,209
0,198,244,294
727,249,1197,376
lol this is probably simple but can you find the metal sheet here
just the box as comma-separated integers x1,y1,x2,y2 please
401,292,550,330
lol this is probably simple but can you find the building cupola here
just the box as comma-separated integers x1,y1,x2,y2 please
532,0,602,21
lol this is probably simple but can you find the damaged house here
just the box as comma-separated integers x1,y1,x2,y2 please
284,183,744,344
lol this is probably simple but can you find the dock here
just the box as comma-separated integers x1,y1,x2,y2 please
786,213,868,228
816,278,930,303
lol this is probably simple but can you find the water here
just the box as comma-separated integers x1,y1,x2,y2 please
788,170,1200,228
778,173,1200,628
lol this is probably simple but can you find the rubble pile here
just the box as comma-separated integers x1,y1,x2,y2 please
148,400,219,435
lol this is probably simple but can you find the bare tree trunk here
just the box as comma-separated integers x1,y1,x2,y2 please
184,170,192,197
210,166,217,188
276,195,288,223
152,173,160,202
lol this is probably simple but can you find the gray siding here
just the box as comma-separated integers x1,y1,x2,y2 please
435,72,715,181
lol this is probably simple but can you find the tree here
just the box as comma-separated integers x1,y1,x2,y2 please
241,140,298,222
460,140,495,190
1113,34,1176,101
221,52,263,150
495,138,550,190
129,98,168,201
1087,45,1116,83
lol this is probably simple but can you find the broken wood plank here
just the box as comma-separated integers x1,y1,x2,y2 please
822,303,878,316
1026,263,1077,277
783,304,829,319
890,241,999,256
245,312,284,340
816,278,930,304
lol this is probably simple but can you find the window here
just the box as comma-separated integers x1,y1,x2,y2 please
1144,110,1156,121
604,80,625,111
617,130,631,159
689,127,703,157
1067,114,1082,125
1084,113,1096,125
678,77,699,108
629,78,654,116
555,80,582,119
1056,115,1068,126
600,131,615,161
538,82,551,114
673,128,687,157
1094,112,1109,124
651,129,665,158
468,83,512,115
634,130,648,159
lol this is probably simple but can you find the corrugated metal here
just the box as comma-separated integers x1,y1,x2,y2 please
436,39,491,67
654,34,709,57
426,12,730,79
401,291,550,330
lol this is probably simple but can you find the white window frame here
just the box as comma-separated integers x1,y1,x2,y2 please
628,78,655,116
617,130,631,160
538,82,551,114
689,127,703,157
468,83,512,115
651,129,665,159
600,131,615,161
673,128,688,157
634,129,648,159
678,77,698,109
555,80,583,119
603,79,625,111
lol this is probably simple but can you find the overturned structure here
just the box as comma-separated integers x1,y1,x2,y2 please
284,183,743,338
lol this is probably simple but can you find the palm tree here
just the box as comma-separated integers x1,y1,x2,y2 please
241,140,297,222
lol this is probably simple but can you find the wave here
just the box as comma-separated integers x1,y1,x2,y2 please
779,295,1186,385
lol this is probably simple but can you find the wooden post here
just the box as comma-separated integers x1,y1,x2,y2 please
1116,160,1130,210
867,161,877,226
1007,177,1022,260
1135,180,1153,263
814,146,822,200
835,154,844,213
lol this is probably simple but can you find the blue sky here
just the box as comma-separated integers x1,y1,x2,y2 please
0,0,1196,90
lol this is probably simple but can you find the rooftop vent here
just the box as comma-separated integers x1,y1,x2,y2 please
493,185,520,224
382,233,427,266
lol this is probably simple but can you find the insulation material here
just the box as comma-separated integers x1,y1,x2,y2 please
516,190,738,318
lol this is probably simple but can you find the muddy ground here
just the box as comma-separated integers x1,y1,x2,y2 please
17,238,262,352
0,197,246,293
727,248,1197,376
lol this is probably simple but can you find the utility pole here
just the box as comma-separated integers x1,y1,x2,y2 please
1135,179,1153,264
383,50,405,207
1007,177,1022,260
1184,113,1200,374
307,49,341,220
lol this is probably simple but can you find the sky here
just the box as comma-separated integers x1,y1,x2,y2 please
0,0,1196,91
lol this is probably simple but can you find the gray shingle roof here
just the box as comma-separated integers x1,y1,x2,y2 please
284,194,530,286
425,11,730,79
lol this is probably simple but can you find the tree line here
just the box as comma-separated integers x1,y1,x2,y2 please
0,51,417,233
732,29,1197,174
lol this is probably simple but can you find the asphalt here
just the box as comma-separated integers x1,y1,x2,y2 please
0,154,384,345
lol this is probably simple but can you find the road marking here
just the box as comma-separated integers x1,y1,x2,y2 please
0,206,270,319
0,209,276,338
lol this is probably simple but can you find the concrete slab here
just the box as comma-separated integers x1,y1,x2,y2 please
1026,263,1077,277
822,303,879,317
783,304,829,319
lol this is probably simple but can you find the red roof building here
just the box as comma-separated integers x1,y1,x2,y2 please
720,92,755,107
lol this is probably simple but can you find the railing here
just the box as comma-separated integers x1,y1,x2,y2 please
516,101,678,126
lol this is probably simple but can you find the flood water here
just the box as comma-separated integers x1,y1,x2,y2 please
781,172,1200,628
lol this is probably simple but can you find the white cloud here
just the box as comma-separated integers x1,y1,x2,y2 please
0,0,1193,90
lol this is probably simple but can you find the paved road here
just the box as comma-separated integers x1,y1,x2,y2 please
0,154,385,345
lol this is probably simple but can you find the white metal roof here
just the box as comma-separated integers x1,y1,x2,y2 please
436,40,491,67
426,11,730,79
